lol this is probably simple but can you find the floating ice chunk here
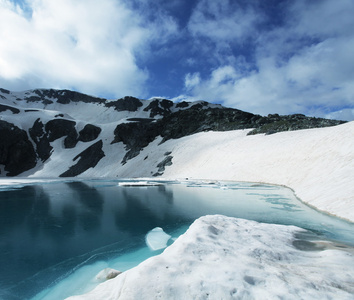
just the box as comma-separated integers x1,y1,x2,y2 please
145,227,171,251
118,181,162,187
95,268,122,282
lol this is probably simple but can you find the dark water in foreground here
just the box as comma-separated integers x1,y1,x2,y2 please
0,179,353,299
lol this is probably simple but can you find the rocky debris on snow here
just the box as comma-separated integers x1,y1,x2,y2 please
95,268,122,282
153,155,173,177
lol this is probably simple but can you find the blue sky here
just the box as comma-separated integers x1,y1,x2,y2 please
1,0,354,120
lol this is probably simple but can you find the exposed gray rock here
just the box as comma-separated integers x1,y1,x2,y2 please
60,140,105,177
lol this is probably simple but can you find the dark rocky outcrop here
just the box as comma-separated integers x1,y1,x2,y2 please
126,118,154,123
143,99,174,117
247,114,345,135
0,104,20,114
24,89,106,105
79,124,102,142
112,105,345,164
157,107,259,142
45,119,78,148
29,119,53,162
0,88,10,94
105,96,143,112
112,121,161,164
175,101,189,108
60,140,105,177
0,120,37,176
111,107,258,163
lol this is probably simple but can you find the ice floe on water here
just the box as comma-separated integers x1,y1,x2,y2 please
67,215,354,300
145,227,172,251
118,181,163,187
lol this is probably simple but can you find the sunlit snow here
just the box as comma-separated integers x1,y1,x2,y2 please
68,215,354,300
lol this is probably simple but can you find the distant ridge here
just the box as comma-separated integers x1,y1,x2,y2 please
0,88,345,177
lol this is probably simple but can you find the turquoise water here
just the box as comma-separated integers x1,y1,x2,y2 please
0,179,353,299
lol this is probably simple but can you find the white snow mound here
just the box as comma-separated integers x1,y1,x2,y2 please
67,215,354,300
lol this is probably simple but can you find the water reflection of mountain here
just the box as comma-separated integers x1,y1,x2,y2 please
0,182,107,290
114,185,187,235
66,181,104,231
0,181,191,292
0,186,38,234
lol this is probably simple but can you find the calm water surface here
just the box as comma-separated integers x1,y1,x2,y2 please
0,178,353,299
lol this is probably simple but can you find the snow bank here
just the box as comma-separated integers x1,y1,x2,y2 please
159,121,354,222
67,215,354,300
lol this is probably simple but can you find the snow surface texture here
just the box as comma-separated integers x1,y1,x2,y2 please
67,215,354,300
160,122,354,223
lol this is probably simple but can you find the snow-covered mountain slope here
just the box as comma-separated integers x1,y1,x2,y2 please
0,88,352,222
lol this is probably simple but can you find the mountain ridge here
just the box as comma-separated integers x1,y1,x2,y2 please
0,88,345,177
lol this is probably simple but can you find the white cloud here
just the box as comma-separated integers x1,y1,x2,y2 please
188,0,260,42
0,0,177,97
184,72,201,90
182,0,354,120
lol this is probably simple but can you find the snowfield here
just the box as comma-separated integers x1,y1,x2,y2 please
160,121,354,223
67,215,354,300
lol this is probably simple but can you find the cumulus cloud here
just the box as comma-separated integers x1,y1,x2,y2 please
188,0,261,42
182,0,354,120
1,0,353,120
0,0,177,97
184,72,201,90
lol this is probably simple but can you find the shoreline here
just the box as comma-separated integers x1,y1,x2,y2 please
1,176,353,224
